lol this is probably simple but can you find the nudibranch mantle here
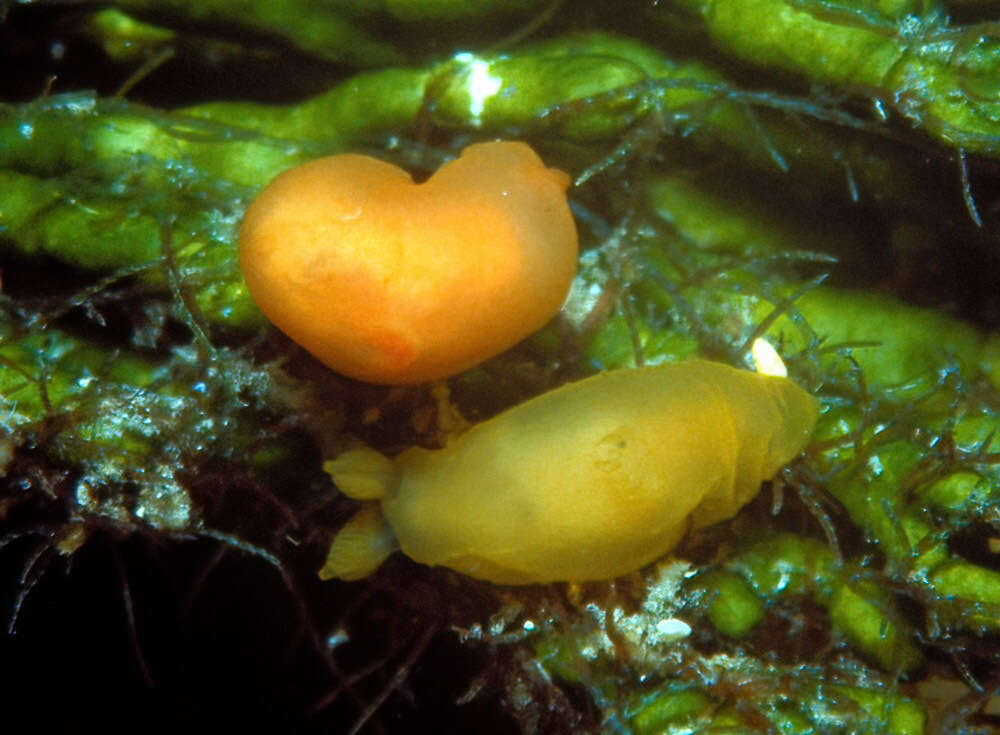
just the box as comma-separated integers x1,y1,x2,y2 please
238,141,577,384
321,360,819,585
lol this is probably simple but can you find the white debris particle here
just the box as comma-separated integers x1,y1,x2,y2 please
453,52,502,124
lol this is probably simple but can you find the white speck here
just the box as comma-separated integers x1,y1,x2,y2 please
871,97,889,122
655,618,691,639
867,454,884,476
454,52,502,124
751,337,788,378
327,629,350,649
337,205,362,222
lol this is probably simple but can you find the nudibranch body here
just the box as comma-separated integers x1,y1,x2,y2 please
320,360,819,585
238,141,578,384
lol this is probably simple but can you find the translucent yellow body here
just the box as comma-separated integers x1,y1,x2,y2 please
321,361,819,585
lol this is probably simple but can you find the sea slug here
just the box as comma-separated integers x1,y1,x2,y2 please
320,359,819,584
238,141,578,384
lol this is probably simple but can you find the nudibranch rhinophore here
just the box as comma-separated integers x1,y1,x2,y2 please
238,141,578,384
320,360,819,585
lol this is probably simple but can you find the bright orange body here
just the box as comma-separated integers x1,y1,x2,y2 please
239,141,578,383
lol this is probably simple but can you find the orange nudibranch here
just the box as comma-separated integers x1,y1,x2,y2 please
238,141,578,384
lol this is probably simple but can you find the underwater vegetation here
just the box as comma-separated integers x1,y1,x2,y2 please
2,0,1000,733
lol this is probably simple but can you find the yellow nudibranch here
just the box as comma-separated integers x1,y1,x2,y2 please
238,141,577,384
320,360,819,585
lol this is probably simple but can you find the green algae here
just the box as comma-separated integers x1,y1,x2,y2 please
663,0,1000,155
